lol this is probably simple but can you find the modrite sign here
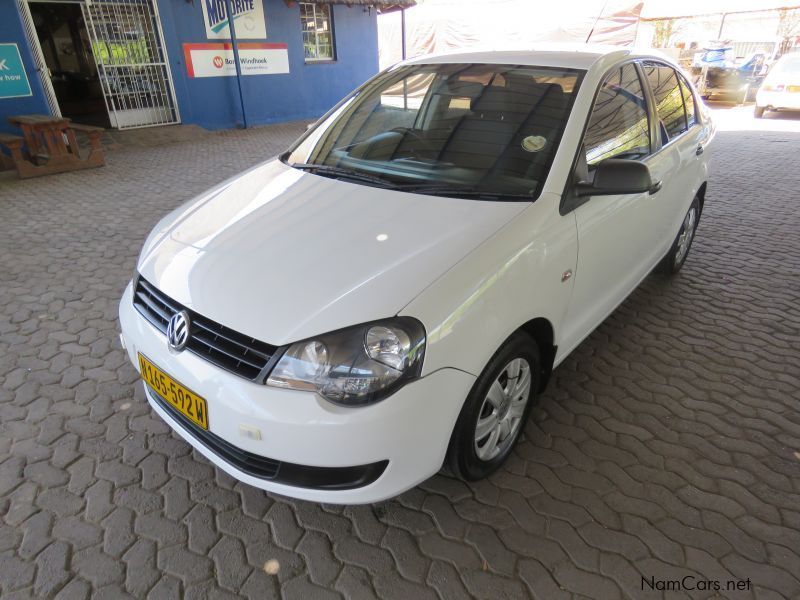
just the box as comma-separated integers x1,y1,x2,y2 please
201,0,267,40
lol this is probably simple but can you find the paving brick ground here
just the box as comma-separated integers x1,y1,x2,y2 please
1,108,799,599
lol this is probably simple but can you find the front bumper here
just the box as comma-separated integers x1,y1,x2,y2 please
756,89,800,110
119,282,476,503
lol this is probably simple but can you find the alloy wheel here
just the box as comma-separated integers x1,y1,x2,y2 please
674,206,697,266
473,357,532,461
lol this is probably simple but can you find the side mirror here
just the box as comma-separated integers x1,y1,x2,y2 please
574,158,662,197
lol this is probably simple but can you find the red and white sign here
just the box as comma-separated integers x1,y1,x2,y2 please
183,43,289,78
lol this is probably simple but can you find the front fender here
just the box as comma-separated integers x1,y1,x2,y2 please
401,192,578,377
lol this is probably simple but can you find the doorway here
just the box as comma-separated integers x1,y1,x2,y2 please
23,0,180,129
29,2,109,127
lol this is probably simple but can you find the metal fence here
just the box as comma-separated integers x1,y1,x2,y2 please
81,0,180,129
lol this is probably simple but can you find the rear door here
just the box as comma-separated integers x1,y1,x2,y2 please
640,61,706,248
673,69,708,233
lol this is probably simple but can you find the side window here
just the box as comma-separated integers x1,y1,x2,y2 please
642,62,688,143
584,64,650,166
677,72,697,128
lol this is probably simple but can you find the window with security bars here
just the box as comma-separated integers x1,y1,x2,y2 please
81,0,179,128
300,3,335,62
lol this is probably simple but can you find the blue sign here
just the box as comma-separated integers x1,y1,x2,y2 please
0,43,32,99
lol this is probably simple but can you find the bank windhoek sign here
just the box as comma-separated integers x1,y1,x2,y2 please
183,43,289,77
201,0,267,40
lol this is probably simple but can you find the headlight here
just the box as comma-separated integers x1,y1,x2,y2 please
266,318,426,406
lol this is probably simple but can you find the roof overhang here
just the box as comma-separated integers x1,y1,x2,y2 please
284,0,416,8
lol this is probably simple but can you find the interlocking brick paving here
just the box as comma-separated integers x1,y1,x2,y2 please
1,110,799,599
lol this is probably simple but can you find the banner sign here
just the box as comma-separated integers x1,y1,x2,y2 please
201,0,267,40
183,43,289,78
0,43,32,99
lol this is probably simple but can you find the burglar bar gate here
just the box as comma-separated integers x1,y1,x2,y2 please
80,0,180,129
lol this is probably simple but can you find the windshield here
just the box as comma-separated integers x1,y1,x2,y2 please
285,63,583,200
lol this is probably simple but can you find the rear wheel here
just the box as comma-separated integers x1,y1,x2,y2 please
446,333,539,480
658,196,700,275
754,105,766,118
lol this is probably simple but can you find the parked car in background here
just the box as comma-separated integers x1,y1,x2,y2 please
755,53,800,118
692,47,767,103
119,46,714,503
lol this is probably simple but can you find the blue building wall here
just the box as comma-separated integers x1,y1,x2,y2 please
0,0,379,133
157,0,380,129
0,3,51,134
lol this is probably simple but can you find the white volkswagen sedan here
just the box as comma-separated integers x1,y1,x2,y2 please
119,47,714,503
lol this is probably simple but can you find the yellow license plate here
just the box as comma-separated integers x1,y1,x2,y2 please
138,353,209,430
788,86,800,93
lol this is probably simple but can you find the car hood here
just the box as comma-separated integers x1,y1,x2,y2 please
138,160,528,345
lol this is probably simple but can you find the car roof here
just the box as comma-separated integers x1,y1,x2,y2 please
401,44,672,72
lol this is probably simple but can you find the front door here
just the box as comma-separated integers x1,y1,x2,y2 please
559,63,662,356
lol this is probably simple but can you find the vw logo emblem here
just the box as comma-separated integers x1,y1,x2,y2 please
167,311,191,351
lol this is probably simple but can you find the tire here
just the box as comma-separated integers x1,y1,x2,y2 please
658,196,701,275
446,332,539,480
754,105,765,118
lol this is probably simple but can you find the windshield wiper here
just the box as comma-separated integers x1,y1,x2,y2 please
395,185,535,201
290,163,398,188
291,164,535,200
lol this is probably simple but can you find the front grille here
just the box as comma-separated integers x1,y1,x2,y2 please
133,277,279,381
147,385,389,490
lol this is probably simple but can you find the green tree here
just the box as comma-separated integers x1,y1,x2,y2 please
652,19,681,48
778,8,800,55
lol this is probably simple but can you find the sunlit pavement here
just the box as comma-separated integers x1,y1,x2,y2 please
709,100,800,133
1,112,799,599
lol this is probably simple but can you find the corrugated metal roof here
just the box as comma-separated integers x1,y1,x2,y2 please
640,0,800,19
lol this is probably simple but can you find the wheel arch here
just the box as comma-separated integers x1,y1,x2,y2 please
518,317,557,393
696,181,707,215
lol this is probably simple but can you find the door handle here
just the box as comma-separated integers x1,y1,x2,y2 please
649,180,662,195
695,144,704,156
